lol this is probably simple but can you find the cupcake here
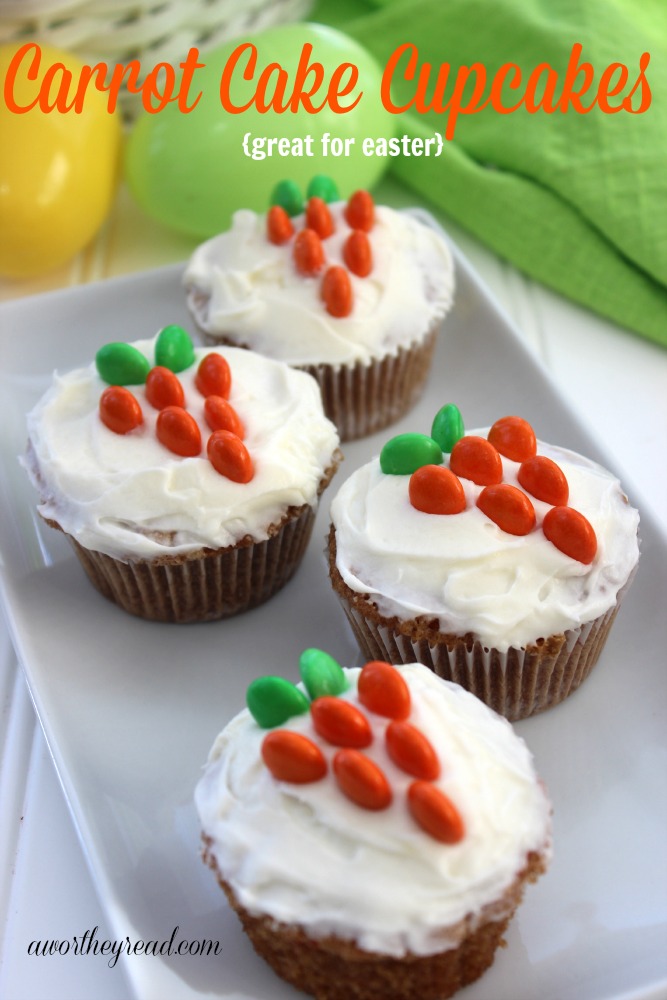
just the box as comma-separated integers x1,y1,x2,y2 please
328,406,640,721
184,179,455,441
195,652,551,1000
22,325,340,622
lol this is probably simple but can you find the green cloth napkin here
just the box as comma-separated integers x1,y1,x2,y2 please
313,0,667,347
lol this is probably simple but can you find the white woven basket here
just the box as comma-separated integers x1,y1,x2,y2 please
0,0,313,119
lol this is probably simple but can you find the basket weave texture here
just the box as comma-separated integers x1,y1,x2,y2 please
0,0,313,119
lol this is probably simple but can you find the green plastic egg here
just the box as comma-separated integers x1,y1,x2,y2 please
124,23,397,237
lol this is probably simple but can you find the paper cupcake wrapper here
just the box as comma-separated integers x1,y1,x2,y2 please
297,330,438,442
198,328,438,443
67,509,314,623
201,834,547,1000
62,502,317,623
339,599,623,722
329,522,635,721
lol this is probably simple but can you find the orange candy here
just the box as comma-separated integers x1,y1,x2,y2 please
305,196,334,239
262,730,327,784
207,429,254,482
145,366,185,410
266,205,294,245
518,455,569,506
321,265,353,318
476,483,536,536
409,465,466,515
195,353,231,399
343,230,372,277
311,696,372,748
293,228,325,276
385,720,440,780
345,190,374,231
543,506,597,564
204,396,245,438
99,386,143,435
358,661,411,720
449,436,503,486
407,781,465,844
333,749,392,810
487,415,537,462
156,405,201,457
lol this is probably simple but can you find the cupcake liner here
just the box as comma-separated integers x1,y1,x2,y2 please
198,328,438,443
44,457,340,624
329,528,633,721
202,835,547,1000
297,329,438,442
55,503,314,623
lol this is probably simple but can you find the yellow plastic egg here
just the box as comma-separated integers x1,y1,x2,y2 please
0,42,122,277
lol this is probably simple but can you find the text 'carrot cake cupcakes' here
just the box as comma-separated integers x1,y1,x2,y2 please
184,178,455,441
23,325,340,622
328,405,639,720
196,652,551,1000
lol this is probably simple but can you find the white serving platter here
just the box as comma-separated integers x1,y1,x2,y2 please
1,222,666,1000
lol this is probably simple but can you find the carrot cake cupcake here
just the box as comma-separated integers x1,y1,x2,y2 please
184,179,455,441
196,653,552,999
328,406,639,719
23,325,340,622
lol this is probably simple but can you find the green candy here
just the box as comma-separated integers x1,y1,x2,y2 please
95,342,150,385
431,403,465,453
155,324,195,373
270,179,303,217
246,676,310,729
306,174,340,204
299,648,347,700
380,433,443,475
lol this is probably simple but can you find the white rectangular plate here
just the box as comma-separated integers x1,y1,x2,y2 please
1,227,666,1000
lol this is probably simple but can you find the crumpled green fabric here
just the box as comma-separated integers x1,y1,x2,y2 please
313,0,667,347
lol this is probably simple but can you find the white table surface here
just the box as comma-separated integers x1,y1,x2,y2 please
0,176,665,1000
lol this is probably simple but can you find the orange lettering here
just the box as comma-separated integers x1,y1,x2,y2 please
381,43,420,113
442,63,488,139
177,48,204,112
3,42,41,112
558,43,596,113
596,62,629,113
218,40,360,115
489,63,523,113
219,42,256,113
328,63,361,113
622,52,651,113
290,43,326,112
523,63,560,113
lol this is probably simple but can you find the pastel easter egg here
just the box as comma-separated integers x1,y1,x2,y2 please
124,24,396,237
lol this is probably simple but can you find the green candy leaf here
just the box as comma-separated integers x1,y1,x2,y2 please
247,676,310,729
299,648,347,699
431,403,465,453
270,179,303,217
306,174,340,203
95,343,150,386
155,324,195,373
380,433,443,476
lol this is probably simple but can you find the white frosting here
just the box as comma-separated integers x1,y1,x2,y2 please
24,339,339,560
331,435,640,652
184,204,455,366
195,663,551,957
